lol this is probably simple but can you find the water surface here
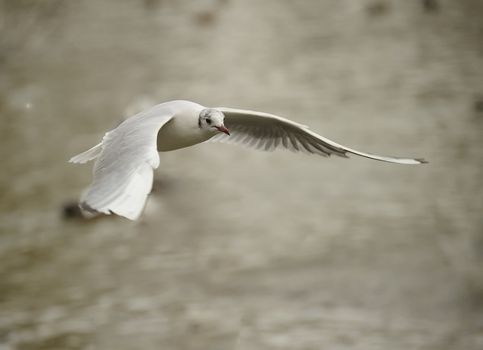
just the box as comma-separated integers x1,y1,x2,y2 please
1,1,482,349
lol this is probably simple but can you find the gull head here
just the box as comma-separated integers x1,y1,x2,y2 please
199,108,230,135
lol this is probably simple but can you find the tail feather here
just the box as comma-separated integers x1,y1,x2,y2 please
69,143,103,164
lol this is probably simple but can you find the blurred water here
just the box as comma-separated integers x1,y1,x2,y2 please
1,0,483,349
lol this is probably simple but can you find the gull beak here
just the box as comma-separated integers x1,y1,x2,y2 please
216,125,230,136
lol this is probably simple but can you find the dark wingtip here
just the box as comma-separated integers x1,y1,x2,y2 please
416,158,429,164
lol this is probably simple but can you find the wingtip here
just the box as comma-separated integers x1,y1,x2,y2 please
415,158,429,164
396,157,429,165
79,201,140,220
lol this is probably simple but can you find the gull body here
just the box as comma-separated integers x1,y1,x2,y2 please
155,101,207,151
70,100,426,220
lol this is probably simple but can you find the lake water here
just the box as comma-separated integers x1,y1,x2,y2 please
1,1,482,349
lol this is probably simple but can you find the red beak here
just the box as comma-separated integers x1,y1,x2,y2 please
216,125,230,136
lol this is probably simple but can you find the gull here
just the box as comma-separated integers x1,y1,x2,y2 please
70,100,426,220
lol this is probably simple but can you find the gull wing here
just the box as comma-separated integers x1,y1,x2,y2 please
211,107,427,165
70,104,176,220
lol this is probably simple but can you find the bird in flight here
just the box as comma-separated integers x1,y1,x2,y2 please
70,100,427,220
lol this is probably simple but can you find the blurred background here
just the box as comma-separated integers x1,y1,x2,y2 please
1,0,482,349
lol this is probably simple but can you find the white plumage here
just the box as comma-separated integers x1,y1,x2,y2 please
70,100,426,220
212,107,426,165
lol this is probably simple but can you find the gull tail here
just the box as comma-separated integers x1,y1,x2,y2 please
69,143,103,164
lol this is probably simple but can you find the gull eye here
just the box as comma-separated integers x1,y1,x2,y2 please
206,118,212,125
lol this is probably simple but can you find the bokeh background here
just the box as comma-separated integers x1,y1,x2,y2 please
1,0,482,349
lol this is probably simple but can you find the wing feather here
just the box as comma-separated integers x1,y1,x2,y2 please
70,103,177,219
211,107,427,165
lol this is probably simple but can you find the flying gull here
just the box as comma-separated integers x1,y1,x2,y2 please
70,100,426,220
